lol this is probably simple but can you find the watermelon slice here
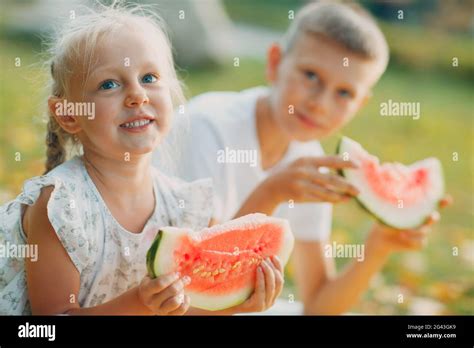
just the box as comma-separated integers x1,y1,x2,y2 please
146,213,294,311
337,136,444,229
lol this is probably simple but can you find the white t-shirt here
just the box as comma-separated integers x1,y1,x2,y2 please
154,86,332,241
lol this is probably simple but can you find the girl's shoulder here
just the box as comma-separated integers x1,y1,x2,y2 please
150,167,214,229
1,156,97,276
10,157,94,221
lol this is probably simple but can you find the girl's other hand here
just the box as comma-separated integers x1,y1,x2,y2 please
236,255,284,313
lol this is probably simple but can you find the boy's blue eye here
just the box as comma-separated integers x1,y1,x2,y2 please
142,74,158,84
305,70,319,82
99,80,119,90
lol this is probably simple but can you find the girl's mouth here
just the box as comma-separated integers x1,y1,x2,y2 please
119,119,154,132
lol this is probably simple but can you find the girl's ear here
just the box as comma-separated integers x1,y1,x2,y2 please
266,43,282,84
48,96,82,134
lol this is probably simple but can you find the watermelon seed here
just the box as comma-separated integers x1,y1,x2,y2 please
193,266,204,274
212,269,219,276
231,261,241,270
200,271,212,278
218,268,226,274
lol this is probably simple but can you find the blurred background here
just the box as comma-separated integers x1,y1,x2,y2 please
0,0,473,314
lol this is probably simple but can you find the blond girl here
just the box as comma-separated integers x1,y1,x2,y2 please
0,2,283,316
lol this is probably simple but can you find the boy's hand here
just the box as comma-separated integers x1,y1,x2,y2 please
264,156,360,205
367,196,452,255
138,273,191,315
235,256,284,313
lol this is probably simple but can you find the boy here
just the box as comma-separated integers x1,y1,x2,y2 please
154,1,448,314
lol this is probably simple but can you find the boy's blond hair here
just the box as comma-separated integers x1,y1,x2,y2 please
281,1,389,75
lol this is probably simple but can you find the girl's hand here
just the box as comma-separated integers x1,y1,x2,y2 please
263,156,360,205
138,273,191,315
235,256,284,313
368,195,452,255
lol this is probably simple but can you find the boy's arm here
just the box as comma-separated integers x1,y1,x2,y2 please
293,213,441,315
208,180,276,226
292,237,390,315
233,179,279,217
233,167,387,314
230,166,448,315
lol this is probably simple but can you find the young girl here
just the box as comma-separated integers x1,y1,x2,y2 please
0,3,283,315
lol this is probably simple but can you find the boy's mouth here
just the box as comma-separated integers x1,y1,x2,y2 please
295,111,320,129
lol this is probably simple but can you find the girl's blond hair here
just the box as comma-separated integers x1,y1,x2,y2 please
43,0,184,174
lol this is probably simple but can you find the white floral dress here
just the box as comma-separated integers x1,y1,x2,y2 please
0,156,213,315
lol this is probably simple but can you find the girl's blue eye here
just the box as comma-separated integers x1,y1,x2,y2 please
338,89,353,99
142,74,158,84
99,80,119,90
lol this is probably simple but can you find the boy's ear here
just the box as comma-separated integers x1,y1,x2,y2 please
359,90,373,108
266,43,282,83
48,96,82,134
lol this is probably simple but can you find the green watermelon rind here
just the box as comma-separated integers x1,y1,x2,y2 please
336,137,392,228
146,230,163,279
336,136,444,230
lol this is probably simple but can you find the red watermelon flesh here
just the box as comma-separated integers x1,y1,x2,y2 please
146,213,294,311
337,136,444,229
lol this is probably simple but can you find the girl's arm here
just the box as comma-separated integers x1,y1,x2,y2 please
24,186,186,316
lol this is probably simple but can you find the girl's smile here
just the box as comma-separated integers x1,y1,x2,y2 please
119,114,156,133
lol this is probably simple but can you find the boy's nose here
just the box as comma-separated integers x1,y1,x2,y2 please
307,90,330,115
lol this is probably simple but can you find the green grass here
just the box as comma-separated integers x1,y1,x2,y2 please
223,0,307,31
1,33,472,314
0,39,47,196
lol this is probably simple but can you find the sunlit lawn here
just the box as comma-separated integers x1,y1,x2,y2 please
1,34,472,314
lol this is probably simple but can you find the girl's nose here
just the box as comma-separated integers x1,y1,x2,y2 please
125,88,149,107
